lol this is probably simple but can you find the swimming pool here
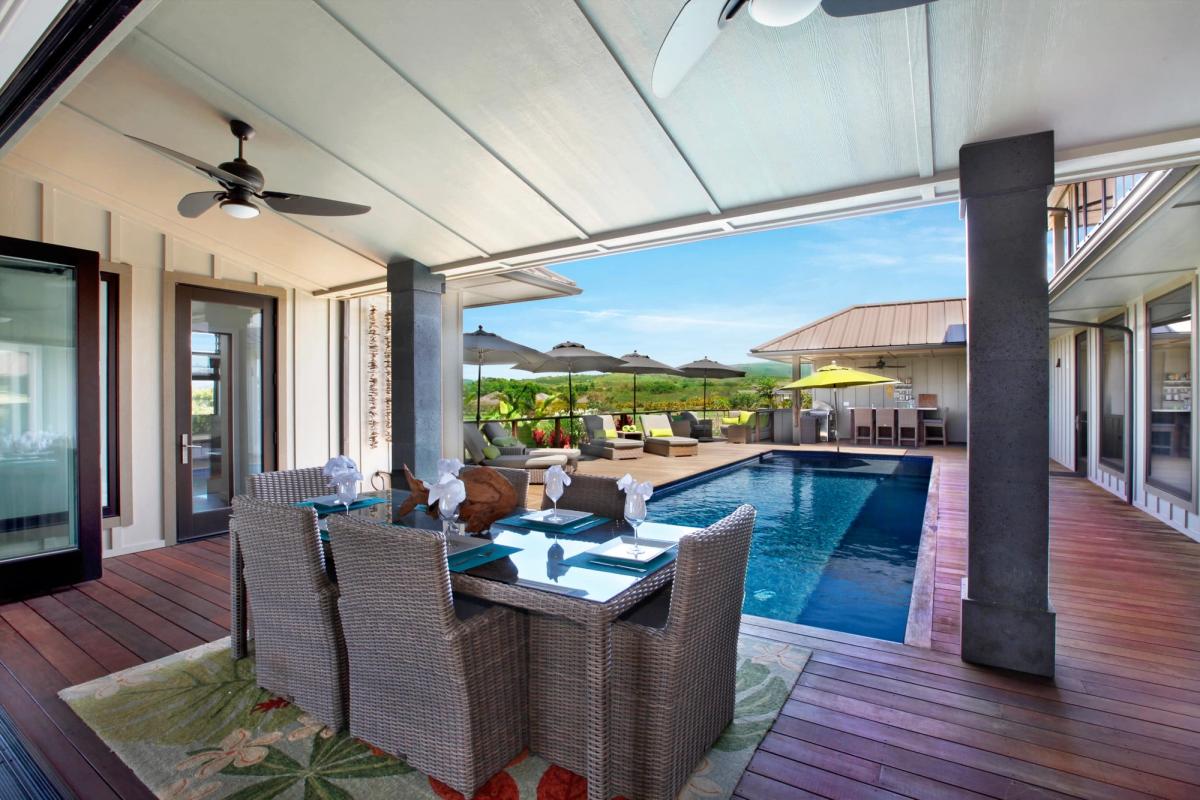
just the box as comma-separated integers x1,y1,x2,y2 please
649,451,933,642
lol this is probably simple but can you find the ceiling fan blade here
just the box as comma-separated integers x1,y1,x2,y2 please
178,191,223,218
652,0,730,98
820,0,934,17
126,135,254,189
259,192,371,217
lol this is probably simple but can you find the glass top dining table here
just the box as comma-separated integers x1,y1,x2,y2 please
318,489,700,605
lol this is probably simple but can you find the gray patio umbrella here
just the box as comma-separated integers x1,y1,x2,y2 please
613,352,685,418
677,357,747,418
516,341,624,428
463,325,543,424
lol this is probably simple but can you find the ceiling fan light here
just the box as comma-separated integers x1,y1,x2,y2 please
748,0,821,26
220,198,259,219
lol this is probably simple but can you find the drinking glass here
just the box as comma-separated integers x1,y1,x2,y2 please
335,480,357,513
623,493,647,557
545,475,565,523
439,500,460,535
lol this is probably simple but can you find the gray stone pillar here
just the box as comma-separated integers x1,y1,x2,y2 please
388,259,444,482
959,131,1056,677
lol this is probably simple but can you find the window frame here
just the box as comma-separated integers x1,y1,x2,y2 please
100,262,133,532
1097,311,1128,476
1143,280,1197,509
100,270,120,518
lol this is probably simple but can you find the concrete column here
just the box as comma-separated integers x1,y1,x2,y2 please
388,259,444,481
960,131,1057,677
440,287,465,462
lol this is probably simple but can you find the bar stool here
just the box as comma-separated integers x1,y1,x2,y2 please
875,409,896,446
922,408,948,446
852,408,874,445
897,409,920,447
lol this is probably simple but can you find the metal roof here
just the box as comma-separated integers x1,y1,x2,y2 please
750,298,966,359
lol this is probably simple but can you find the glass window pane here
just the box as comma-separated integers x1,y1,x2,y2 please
1100,314,1125,470
0,259,78,561
1148,286,1192,499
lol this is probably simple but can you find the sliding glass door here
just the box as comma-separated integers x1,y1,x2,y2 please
0,236,100,599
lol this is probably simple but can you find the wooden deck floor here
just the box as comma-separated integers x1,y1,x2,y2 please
2,446,1199,799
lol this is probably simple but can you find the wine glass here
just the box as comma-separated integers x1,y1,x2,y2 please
545,474,565,523
439,500,460,536
623,492,647,557
335,479,357,513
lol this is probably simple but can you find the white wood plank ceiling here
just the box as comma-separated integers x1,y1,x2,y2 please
51,0,1200,293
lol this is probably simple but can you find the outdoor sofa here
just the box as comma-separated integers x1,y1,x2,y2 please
639,413,699,457
581,414,644,460
463,424,569,483
480,420,581,469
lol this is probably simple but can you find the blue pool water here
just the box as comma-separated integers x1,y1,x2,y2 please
649,451,932,641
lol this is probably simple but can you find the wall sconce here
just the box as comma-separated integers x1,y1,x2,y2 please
1055,358,1062,368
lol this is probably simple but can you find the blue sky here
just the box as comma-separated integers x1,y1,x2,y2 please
464,202,966,378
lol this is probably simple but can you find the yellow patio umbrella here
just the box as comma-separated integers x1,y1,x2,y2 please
783,363,896,452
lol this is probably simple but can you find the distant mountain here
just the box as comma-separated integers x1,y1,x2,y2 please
734,361,791,378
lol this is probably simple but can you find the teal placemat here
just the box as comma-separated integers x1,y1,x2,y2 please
448,543,522,572
562,548,676,576
295,496,387,516
493,512,611,535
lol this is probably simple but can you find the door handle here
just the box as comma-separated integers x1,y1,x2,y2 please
181,434,202,465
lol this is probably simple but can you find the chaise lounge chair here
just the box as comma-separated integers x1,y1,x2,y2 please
639,413,698,457
581,415,644,460
480,420,581,470
463,424,568,484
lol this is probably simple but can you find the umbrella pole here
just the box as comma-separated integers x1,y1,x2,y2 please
703,374,708,419
475,357,482,425
835,387,841,454
632,373,637,419
568,369,574,439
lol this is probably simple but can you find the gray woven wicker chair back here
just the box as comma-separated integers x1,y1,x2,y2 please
612,502,757,799
539,473,625,519
248,467,328,503
326,515,528,794
230,495,348,730
460,464,529,508
462,424,488,463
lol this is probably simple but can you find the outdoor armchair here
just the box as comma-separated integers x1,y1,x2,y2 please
639,413,698,457
720,410,763,444
539,473,626,519
528,504,757,799
328,515,528,795
580,414,643,460
230,495,348,730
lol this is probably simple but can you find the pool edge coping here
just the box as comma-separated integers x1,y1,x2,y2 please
903,456,940,649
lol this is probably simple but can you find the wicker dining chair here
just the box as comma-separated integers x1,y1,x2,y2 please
232,467,334,658
230,495,348,729
327,515,528,795
539,473,626,520
527,504,756,799
461,464,529,509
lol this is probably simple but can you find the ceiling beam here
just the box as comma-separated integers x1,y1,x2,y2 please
904,3,934,180
571,0,722,216
309,0,590,242
133,29,492,261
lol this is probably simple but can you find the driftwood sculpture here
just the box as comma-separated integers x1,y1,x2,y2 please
395,464,517,533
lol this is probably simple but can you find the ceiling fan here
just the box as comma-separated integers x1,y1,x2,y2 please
874,357,908,370
652,0,936,98
127,120,371,221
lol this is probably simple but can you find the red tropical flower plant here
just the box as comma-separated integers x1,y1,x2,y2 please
252,697,290,714
532,428,547,446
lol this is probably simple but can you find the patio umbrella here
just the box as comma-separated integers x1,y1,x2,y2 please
463,325,543,424
676,357,746,419
516,342,624,430
783,363,896,452
613,352,685,418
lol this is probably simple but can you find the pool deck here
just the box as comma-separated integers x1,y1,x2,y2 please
3,443,1200,798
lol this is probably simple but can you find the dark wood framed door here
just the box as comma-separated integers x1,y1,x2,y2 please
175,284,277,541
1075,331,1089,474
0,235,101,600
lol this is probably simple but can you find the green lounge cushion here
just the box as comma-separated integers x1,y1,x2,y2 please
649,427,673,437
482,445,501,460
738,411,754,425
492,435,521,447
722,416,739,425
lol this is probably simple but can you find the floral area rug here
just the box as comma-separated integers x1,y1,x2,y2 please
60,635,808,800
